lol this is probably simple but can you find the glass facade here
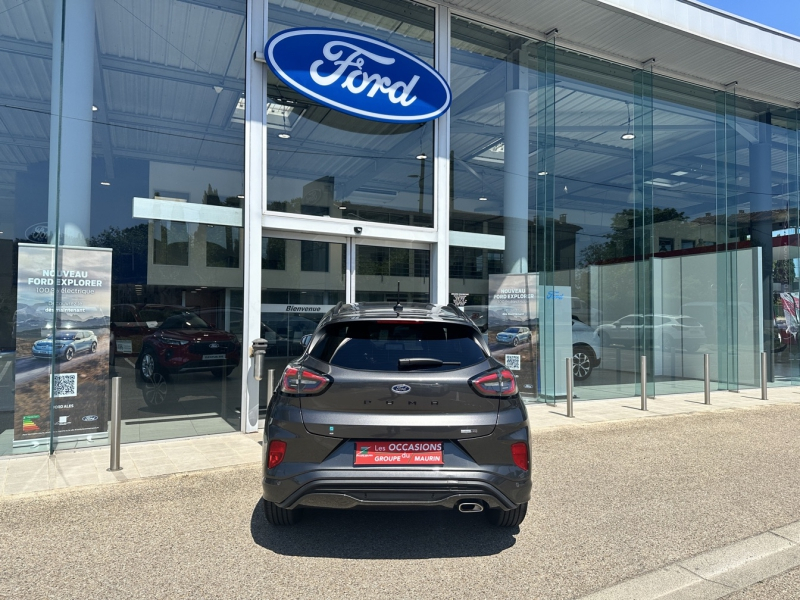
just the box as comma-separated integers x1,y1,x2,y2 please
265,0,436,227
447,14,800,402
0,0,245,456
1,0,800,465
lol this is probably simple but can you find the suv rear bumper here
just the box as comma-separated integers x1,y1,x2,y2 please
263,469,529,510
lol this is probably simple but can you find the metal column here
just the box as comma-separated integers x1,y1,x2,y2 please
108,376,122,472
566,357,574,418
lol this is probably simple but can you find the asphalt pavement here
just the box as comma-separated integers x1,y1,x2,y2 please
3,403,800,599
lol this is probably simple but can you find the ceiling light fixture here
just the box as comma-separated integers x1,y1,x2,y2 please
416,153,427,160
237,194,245,199
100,181,110,186
621,102,635,140
338,205,347,210
478,196,488,202
92,105,98,112
278,132,291,139
538,171,548,176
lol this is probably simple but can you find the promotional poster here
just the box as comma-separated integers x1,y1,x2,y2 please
14,244,112,445
487,273,539,396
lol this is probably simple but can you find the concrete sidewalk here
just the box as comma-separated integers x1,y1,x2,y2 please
526,385,800,429
1,385,797,497
0,431,262,497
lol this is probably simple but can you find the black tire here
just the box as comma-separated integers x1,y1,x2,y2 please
572,344,596,381
512,337,520,347
486,502,527,527
263,500,302,526
90,341,97,354
63,346,74,361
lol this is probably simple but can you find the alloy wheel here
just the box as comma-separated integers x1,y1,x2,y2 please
573,349,592,380
141,352,156,380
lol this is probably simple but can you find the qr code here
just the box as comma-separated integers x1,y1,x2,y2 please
505,354,521,371
52,373,78,398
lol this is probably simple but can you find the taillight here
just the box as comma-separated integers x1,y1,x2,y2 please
280,366,332,395
267,440,286,469
511,442,529,471
469,368,517,397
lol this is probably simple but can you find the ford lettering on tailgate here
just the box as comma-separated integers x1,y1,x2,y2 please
265,28,451,123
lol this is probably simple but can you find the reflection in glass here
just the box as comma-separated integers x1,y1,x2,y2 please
355,245,430,303
266,0,435,227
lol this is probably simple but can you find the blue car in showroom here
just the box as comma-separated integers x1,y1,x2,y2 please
495,327,532,347
32,330,98,361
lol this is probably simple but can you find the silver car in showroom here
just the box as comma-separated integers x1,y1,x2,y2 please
32,330,98,361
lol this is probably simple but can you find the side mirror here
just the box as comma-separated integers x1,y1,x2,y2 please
301,334,312,348
614,322,621,328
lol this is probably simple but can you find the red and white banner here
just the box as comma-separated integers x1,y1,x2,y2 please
780,292,800,335
354,441,443,465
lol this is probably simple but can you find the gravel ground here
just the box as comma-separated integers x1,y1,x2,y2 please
3,404,800,600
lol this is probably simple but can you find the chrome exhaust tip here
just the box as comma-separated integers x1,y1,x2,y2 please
458,502,484,513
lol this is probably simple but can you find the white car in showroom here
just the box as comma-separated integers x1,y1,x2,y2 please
572,319,603,380
596,314,706,352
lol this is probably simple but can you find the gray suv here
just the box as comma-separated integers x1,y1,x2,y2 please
261,302,531,527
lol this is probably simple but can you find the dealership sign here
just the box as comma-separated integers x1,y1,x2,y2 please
265,28,451,123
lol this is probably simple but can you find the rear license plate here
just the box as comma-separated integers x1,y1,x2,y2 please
202,354,225,360
354,441,443,465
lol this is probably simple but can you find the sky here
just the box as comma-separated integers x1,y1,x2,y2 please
700,0,800,36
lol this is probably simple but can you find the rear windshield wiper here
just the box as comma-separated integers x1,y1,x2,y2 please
398,358,461,370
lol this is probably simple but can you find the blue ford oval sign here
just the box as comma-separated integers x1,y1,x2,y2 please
391,384,412,395
266,28,451,124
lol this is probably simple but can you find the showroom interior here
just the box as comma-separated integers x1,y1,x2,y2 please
1,0,800,458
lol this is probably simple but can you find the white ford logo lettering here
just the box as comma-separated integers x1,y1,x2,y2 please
391,384,411,394
266,28,451,123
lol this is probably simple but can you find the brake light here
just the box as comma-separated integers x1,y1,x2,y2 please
376,320,425,323
267,440,286,469
511,442,529,471
280,366,332,395
469,368,517,397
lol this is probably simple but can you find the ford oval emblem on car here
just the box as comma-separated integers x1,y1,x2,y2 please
265,28,451,123
391,384,412,394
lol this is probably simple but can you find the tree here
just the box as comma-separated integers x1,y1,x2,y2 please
88,224,149,284
579,207,688,267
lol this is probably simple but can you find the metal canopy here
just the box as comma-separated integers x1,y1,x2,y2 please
445,0,800,106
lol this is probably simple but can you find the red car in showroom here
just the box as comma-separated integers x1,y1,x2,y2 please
135,309,241,390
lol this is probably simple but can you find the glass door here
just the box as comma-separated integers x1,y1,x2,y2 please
353,241,431,304
259,232,431,406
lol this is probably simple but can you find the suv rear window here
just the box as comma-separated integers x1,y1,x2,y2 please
309,321,487,372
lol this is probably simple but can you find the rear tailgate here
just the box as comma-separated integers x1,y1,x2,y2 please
300,363,499,439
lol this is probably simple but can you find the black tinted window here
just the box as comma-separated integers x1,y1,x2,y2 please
160,313,211,330
310,321,487,371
